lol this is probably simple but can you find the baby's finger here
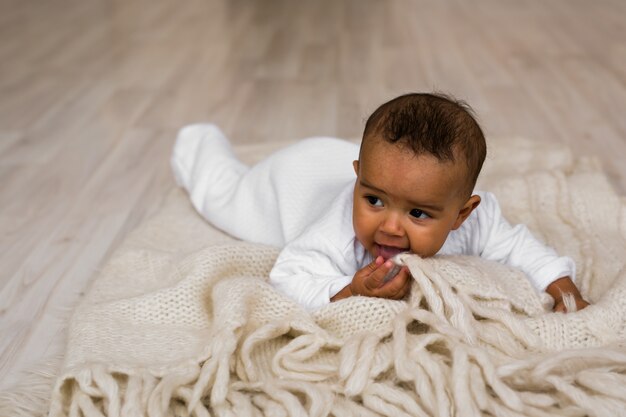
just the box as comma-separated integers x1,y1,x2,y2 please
381,266,411,299
553,301,566,313
358,257,387,292
367,259,398,288
365,256,385,272
395,269,413,299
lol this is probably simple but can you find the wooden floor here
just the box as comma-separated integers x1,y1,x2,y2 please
2,0,626,389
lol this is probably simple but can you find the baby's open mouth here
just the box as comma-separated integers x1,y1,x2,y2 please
376,244,408,260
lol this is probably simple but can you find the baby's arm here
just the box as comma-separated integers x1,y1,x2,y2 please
269,231,358,310
270,230,411,310
477,192,589,312
270,244,411,310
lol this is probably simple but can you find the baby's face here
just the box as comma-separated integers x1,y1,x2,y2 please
353,138,478,260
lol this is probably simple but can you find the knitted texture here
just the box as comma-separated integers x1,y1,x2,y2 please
46,138,626,417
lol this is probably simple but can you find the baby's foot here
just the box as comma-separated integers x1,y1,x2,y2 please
171,123,232,187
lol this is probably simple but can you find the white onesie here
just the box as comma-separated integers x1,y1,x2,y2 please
171,124,575,311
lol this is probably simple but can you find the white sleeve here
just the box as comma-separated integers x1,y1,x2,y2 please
476,192,576,291
269,183,363,311
269,237,355,311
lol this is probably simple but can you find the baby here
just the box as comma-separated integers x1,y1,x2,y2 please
171,93,589,313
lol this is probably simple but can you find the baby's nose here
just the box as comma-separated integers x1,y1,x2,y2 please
380,213,403,236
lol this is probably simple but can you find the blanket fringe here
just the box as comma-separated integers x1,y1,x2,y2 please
239,321,291,381
393,311,451,416
363,382,429,417
49,320,626,417
226,380,335,417
272,332,336,382
339,332,382,396
190,328,239,410
150,367,199,417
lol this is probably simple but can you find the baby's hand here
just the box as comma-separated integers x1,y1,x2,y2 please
546,276,590,313
553,295,590,313
347,256,412,301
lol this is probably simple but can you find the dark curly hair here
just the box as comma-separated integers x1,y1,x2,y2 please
362,92,486,196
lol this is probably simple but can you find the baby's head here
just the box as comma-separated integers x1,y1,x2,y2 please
352,93,487,260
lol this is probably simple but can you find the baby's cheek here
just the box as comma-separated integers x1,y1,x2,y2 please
353,221,369,245
408,230,440,258
353,215,374,247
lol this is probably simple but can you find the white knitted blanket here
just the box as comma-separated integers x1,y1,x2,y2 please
47,138,626,417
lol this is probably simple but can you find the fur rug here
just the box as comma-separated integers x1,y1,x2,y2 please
3,137,626,417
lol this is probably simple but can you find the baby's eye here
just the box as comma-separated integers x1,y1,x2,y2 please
410,209,429,219
365,196,383,207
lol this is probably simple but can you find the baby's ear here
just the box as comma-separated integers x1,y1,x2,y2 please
452,195,481,230
353,160,359,175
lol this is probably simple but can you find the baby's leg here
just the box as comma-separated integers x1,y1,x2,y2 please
171,124,358,246
171,124,282,245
